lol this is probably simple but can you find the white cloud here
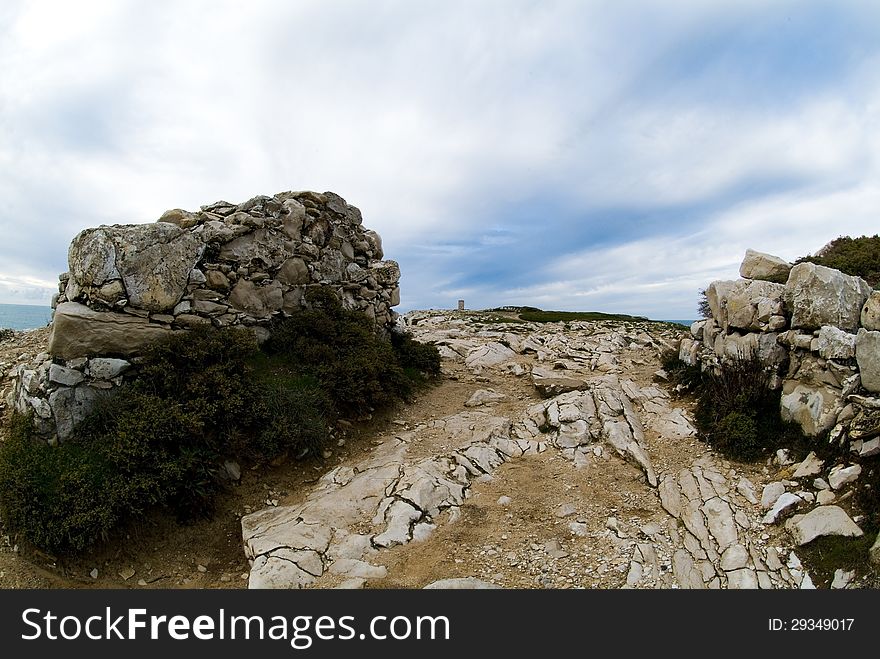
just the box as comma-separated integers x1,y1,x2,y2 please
1,0,878,315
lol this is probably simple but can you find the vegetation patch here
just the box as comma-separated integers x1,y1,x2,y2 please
517,309,650,323
0,289,440,555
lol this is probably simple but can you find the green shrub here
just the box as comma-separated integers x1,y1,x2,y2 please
391,330,441,378
0,414,122,553
660,350,703,390
264,288,437,416
243,373,332,460
693,356,806,461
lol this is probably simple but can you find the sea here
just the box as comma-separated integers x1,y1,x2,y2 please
0,303,53,331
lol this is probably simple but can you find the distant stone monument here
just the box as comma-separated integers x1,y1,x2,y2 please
458,299,465,311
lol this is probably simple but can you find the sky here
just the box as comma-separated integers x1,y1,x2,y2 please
1,0,879,319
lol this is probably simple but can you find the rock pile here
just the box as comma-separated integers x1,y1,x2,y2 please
8,191,399,442
682,249,879,569
683,251,878,440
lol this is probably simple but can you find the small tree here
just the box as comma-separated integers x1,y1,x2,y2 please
697,289,711,319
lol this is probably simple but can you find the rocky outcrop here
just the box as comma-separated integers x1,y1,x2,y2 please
13,190,400,442
691,249,878,439
786,262,870,332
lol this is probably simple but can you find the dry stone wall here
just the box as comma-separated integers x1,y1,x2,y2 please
682,249,880,451
9,190,400,442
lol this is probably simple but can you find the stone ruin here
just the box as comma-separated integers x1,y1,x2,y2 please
681,248,880,455
8,190,401,443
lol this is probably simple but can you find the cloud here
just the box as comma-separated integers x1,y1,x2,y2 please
1,0,879,315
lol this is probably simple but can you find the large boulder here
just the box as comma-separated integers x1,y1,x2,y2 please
856,329,880,393
817,326,856,360
785,262,871,331
862,291,880,331
780,380,841,437
69,223,205,313
706,279,785,331
785,505,863,545
228,279,283,318
48,302,173,360
739,249,792,283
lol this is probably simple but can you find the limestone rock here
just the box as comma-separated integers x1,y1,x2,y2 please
49,364,83,386
785,505,863,545
49,302,173,360
710,279,786,332
780,380,841,437
871,531,880,564
791,451,823,479
786,262,871,331
739,249,792,283
762,493,802,525
856,329,880,393
87,357,130,380
228,279,283,318
67,228,120,289
464,342,517,369
465,389,507,407
761,482,786,510
862,291,880,331
828,464,861,490
817,326,856,360
112,223,205,312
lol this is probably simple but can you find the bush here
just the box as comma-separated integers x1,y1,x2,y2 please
0,414,123,553
693,356,806,461
264,288,439,416
660,349,702,391
243,374,332,460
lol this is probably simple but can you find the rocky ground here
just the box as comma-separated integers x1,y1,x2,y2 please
0,314,876,589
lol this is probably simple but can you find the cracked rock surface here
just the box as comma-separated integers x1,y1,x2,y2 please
241,312,851,589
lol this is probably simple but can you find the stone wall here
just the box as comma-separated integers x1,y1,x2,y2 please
682,249,880,454
9,190,400,442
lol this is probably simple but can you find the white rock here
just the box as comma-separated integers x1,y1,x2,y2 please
739,249,792,283
785,505,863,545
856,329,880,393
726,568,759,589
555,503,577,518
816,490,836,505
786,262,871,332
761,482,786,510
831,569,854,589
464,389,507,407
828,464,862,490
859,437,880,458
813,477,830,490
762,493,802,525
775,449,793,466
791,451,823,479
816,326,856,360
328,559,387,580
736,477,759,505
497,496,512,506
720,544,749,571
569,522,588,537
